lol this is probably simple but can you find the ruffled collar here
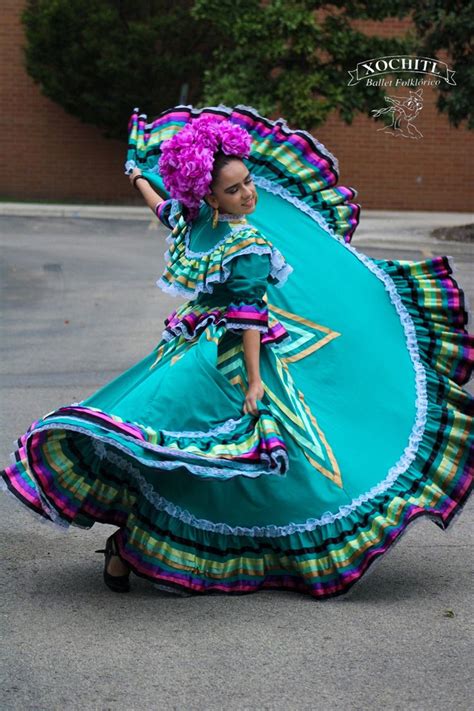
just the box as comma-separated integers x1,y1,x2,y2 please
156,220,293,299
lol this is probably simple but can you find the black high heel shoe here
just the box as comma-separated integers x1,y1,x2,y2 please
95,534,131,593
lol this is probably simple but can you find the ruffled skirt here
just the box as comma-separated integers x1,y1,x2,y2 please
2,251,473,599
2,104,473,599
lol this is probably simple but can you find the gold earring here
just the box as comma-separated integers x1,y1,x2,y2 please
212,207,219,229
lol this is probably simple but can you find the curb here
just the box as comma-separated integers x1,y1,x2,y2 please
0,202,150,221
0,203,472,247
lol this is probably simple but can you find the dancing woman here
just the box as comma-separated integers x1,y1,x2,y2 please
1,104,473,599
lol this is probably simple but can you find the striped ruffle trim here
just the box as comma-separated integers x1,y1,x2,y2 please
0,404,289,530
156,226,293,300
1,256,472,600
161,300,292,347
155,200,166,222
126,103,360,243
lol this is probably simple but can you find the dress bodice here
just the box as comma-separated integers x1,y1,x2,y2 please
154,198,294,347
154,198,293,301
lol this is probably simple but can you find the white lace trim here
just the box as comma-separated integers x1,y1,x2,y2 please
161,309,292,348
44,407,253,444
160,415,247,439
156,241,293,299
1,450,462,572
252,175,346,242
167,199,182,228
162,314,268,342
216,212,247,223
28,420,289,480
128,228,432,533
124,159,136,175
92,445,293,533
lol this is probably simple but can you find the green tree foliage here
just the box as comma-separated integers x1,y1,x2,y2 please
21,0,471,138
21,0,221,139
191,0,416,128
192,0,472,130
410,0,474,128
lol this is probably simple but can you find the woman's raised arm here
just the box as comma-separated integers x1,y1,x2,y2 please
128,167,165,215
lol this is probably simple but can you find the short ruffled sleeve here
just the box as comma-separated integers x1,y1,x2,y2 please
223,251,272,332
155,198,183,229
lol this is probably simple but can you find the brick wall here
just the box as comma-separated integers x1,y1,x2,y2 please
1,0,472,210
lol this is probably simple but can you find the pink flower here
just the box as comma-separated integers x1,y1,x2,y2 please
158,115,253,220
219,123,252,157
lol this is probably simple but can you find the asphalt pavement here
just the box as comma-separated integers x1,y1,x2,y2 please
0,208,473,710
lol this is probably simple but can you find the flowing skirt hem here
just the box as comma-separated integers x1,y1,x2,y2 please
1,253,473,600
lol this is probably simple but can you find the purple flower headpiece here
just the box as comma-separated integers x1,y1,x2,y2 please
158,115,252,221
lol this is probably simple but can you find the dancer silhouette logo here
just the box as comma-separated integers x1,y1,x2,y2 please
347,55,456,140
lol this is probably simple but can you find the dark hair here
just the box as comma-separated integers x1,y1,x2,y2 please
210,151,242,190
190,151,243,218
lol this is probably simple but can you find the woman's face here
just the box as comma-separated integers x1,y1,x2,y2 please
205,159,257,215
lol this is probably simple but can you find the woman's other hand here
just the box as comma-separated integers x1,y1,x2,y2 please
243,379,264,416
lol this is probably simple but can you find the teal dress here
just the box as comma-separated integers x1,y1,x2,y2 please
2,103,473,600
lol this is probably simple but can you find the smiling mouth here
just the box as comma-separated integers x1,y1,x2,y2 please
242,198,255,206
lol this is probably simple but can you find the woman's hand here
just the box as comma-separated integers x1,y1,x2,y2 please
243,379,265,416
128,167,142,186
